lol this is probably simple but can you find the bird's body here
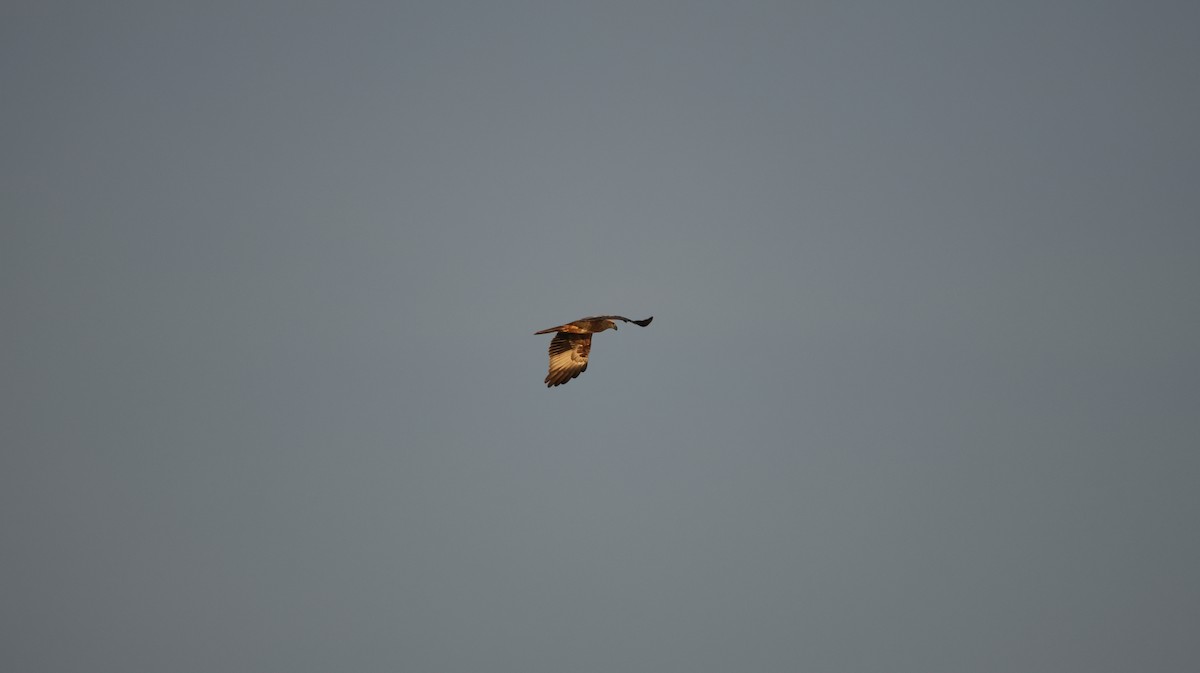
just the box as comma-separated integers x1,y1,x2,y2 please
534,315,653,387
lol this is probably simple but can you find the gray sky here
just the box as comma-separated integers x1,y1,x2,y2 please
4,2,1199,671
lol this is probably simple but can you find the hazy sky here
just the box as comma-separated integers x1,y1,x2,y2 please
4,2,1199,671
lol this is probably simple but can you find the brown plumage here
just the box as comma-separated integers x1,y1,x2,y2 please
534,315,653,387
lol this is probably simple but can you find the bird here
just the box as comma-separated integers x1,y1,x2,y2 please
534,315,653,387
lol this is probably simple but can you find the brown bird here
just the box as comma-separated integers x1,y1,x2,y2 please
534,315,653,387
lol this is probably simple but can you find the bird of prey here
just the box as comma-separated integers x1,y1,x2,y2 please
534,315,653,387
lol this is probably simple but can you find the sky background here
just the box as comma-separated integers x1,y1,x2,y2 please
4,1,1199,671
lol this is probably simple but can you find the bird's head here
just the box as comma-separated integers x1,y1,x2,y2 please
584,317,620,333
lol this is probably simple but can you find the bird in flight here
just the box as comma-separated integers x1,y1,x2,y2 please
534,315,653,387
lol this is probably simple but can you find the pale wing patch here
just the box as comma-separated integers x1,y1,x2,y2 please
545,333,591,387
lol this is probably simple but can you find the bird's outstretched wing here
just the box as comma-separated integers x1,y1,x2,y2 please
595,315,654,327
545,333,591,387
534,322,588,335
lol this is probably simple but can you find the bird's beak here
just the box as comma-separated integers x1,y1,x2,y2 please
612,324,618,330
